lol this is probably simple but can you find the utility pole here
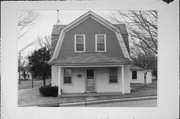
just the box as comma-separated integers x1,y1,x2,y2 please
18,53,21,85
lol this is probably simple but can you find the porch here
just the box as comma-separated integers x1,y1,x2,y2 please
51,65,131,95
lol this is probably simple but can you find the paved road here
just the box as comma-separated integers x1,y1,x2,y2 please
61,99,157,107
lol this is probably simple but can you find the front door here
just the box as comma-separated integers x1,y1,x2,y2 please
86,69,95,93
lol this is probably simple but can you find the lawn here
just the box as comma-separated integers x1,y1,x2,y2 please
18,80,157,107
18,79,51,90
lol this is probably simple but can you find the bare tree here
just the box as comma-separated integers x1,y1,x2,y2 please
37,36,51,50
18,10,39,39
110,10,157,56
110,10,157,76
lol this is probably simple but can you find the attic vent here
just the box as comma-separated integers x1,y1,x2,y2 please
57,10,61,25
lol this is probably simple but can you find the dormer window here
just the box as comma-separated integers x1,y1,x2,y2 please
95,34,106,52
75,34,85,52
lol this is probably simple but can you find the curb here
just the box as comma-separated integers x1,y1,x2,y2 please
59,96,157,106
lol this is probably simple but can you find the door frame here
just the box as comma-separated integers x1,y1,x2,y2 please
85,69,96,93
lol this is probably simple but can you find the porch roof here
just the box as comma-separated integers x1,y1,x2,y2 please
130,65,152,71
50,53,131,66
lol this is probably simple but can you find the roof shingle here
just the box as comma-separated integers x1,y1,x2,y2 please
50,53,131,66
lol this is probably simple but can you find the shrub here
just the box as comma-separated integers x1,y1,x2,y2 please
39,85,58,97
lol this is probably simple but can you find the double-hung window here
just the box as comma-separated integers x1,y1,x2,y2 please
109,68,118,83
75,34,85,52
64,69,72,84
132,71,137,80
95,34,106,52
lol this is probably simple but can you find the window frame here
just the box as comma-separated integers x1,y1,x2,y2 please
109,67,118,83
74,34,86,53
63,68,72,84
132,71,137,80
95,34,106,52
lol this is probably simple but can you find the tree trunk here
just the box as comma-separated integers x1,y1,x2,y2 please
32,78,34,88
144,72,147,86
43,78,46,86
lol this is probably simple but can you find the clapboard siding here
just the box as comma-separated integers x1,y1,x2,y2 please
58,17,125,60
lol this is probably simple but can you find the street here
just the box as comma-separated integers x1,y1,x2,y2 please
60,99,157,107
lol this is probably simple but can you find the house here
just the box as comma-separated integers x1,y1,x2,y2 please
20,71,32,80
130,66,152,84
48,11,132,95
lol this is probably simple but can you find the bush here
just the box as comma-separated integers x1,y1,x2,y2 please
39,85,58,97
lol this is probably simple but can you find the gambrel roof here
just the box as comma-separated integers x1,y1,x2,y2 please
51,53,131,66
49,11,130,64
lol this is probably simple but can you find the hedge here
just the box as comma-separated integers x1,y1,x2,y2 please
39,85,58,97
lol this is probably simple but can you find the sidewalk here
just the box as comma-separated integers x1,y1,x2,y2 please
37,95,157,107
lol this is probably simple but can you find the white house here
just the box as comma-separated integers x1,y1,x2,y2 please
130,66,152,84
48,11,132,95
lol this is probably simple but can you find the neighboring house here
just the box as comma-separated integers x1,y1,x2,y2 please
130,66,152,84
19,71,32,80
48,11,132,95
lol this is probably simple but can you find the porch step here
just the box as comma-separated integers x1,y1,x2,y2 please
86,97,98,101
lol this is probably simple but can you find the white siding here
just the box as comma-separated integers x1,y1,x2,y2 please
131,70,152,84
52,66,131,94
61,68,86,93
96,67,122,92
124,65,131,93
131,71,144,83
51,65,58,86
58,67,63,95
146,71,152,83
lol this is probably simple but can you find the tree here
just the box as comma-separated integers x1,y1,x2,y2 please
18,10,39,39
111,10,157,54
19,60,29,80
37,36,51,50
110,10,157,76
28,47,51,86
18,10,39,84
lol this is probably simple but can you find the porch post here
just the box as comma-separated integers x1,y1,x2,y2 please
58,67,63,95
121,65,125,94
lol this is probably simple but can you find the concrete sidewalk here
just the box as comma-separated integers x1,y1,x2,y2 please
37,95,157,107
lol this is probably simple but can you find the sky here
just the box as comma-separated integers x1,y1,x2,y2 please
18,10,123,57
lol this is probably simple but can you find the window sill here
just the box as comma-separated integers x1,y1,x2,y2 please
63,83,73,85
109,82,119,84
95,51,106,52
75,51,85,53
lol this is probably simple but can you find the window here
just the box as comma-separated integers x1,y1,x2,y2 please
75,35,85,52
109,68,118,83
132,71,137,79
95,34,106,52
64,69,72,84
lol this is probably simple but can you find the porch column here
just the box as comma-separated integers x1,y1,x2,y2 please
121,65,125,94
58,67,63,95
